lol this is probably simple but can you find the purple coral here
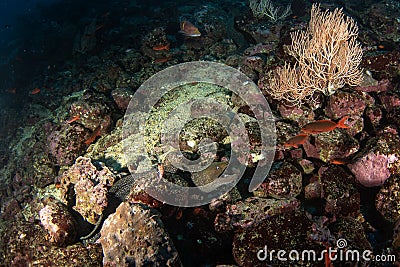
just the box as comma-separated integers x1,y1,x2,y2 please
349,152,398,187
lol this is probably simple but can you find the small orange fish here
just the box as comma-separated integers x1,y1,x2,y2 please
284,133,309,148
84,126,102,145
153,43,170,51
324,245,335,267
30,88,41,95
301,116,349,134
67,114,80,124
329,158,350,165
179,20,201,37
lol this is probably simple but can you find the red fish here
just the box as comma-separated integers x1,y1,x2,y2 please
153,43,170,51
84,126,102,145
67,114,80,124
284,133,309,148
30,88,41,95
179,20,201,37
301,116,349,134
329,158,350,165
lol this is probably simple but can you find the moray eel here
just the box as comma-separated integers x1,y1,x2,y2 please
80,175,135,240
81,161,228,240
190,161,228,187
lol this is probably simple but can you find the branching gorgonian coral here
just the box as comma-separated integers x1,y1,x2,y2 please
266,4,363,107
249,0,291,22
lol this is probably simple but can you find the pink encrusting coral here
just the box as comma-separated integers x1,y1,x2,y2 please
349,152,398,187
348,131,400,187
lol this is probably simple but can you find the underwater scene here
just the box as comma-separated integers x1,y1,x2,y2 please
0,0,400,266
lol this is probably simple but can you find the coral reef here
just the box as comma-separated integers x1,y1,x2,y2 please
1,0,399,265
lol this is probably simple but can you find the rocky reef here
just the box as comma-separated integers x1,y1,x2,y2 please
0,0,399,266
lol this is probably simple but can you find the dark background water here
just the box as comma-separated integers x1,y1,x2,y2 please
0,0,111,108
0,0,199,107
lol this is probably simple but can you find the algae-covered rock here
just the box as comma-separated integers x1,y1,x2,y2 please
84,120,125,171
58,157,115,224
253,161,302,199
319,166,360,216
69,91,113,132
325,91,369,119
0,219,102,266
376,174,400,222
329,217,372,259
111,87,134,111
214,197,300,232
303,129,359,163
99,202,181,267
46,123,89,166
232,210,322,267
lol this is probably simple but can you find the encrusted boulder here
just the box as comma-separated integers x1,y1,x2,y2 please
348,131,400,187
39,196,77,247
303,129,359,163
46,124,89,166
99,202,181,266
111,87,134,111
253,161,302,199
232,210,322,267
319,166,360,216
68,91,113,131
214,197,300,233
0,219,102,266
58,157,115,224
376,174,400,222
325,91,370,119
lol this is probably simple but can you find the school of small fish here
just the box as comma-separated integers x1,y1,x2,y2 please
284,116,349,150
